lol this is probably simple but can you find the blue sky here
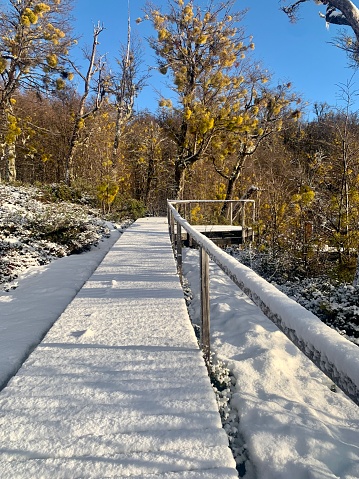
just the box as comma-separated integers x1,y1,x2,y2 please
71,0,359,118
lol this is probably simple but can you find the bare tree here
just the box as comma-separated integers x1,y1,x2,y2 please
65,23,109,185
281,1,359,61
111,0,147,168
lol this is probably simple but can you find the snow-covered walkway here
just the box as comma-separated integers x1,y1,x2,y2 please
0,217,237,478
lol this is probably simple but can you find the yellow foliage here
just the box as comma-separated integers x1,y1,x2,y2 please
158,29,169,41
292,186,315,207
21,8,39,26
184,108,192,120
291,194,301,203
216,183,227,200
97,182,119,209
41,153,51,162
190,205,204,224
46,54,58,67
153,13,165,28
44,23,65,44
5,114,21,144
56,78,65,90
0,57,7,73
197,34,208,45
102,160,113,168
77,118,85,129
183,5,194,21
159,98,173,108
301,187,315,205
34,3,51,16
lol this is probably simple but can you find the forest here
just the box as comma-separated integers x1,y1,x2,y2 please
1,0,359,284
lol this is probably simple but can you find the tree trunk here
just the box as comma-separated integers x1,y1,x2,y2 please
173,162,186,200
65,24,105,185
220,155,247,217
331,0,359,42
65,123,81,185
3,143,16,182
353,253,359,286
144,156,155,205
221,175,237,218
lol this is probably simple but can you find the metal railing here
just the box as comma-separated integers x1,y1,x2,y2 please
167,200,359,406
171,198,255,226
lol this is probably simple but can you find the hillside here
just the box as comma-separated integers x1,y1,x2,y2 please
0,184,122,291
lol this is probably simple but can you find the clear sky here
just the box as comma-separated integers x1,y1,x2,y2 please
71,0,359,118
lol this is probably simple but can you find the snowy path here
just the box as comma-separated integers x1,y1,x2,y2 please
0,217,237,478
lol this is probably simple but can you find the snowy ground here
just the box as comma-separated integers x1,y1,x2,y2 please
0,223,358,478
183,248,359,479
0,218,238,478
0,225,122,390
1,186,359,478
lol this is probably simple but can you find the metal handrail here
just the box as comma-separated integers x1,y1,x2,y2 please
170,198,255,226
167,200,359,406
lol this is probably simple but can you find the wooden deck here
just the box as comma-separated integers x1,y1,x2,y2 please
185,224,253,246
0,218,238,478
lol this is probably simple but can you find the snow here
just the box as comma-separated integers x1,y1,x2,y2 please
0,223,122,390
0,217,237,478
169,205,359,403
0,212,358,478
183,248,359,479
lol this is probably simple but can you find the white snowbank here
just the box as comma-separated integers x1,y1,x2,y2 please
183,248,359,479
169,205,359,403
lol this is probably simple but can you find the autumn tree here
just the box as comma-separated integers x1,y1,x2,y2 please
208,69,301,217
97,3,148,212
125,112,174,211
0,0,74,182
146,0,254,199
7,90,73,183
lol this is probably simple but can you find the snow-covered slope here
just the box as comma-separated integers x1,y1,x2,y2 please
0,184,113,290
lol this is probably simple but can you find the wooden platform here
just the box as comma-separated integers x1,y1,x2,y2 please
0,218,238,478
185,225,253,246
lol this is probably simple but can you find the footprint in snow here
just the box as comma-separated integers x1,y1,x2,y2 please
71,329,95,339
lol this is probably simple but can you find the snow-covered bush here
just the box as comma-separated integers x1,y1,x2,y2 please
229,246,359,345
0,185,111,289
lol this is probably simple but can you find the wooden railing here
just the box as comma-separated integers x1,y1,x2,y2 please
167,200,359,406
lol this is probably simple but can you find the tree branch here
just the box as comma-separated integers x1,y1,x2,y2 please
281,0,311,22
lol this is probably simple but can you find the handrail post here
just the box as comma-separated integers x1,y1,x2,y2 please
200,247,210,364
177,222,182,280
188,202,193,247
170,209,175,252
167,203,171,235
242,201,246,244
